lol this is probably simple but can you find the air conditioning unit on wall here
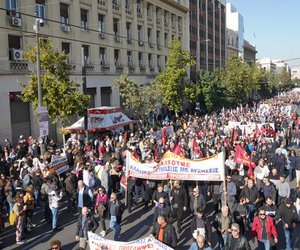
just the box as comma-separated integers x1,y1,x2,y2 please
11,49,23,61
10,17,22,27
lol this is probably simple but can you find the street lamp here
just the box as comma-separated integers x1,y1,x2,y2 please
81,48,89,142
33,14,47,154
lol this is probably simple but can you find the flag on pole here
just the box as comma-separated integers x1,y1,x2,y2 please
234,145,256,173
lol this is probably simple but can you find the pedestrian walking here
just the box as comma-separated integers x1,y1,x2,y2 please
188,234,212,250
151,214,177,249
94,185,108,236
75,207,98,249
251,208,278,250
279,198,298,250
108,192,124,241
48,182,63,232
225,223,250,250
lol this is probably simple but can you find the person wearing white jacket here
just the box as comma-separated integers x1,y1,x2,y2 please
48,182,63,232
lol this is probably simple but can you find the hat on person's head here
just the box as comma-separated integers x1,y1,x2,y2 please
285,197,293,204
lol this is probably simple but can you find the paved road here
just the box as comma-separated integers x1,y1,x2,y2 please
1,189,300,250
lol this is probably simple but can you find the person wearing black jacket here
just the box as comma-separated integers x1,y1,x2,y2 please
240,179,260,224
260,196,280,222
151,214,177,249
225,223,251,250
75,207,98,250
279,198,298,250
108,192,124,241
170,180,188,234
190,187,206,214
31,169,43,208
261,177,277,202
191,208,212,246
214,206,233,250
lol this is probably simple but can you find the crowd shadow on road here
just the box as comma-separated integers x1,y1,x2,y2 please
1,200,78,250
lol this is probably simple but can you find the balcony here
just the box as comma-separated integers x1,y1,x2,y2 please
112,3,121,13
147,15,152,22
157,44,161,50
126,8,132,15
128,62,135,71
100,60,110,71
115,61,123,71
10,61,28,71
97,0,106,8
149,65,155,72
85,65,94,72
139,63,146,71
66,64,76,71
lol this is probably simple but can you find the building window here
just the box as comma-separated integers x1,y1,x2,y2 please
6,0,20,16
98,14,105,33
138,52,143,66
127,51,132,66
137,25,143,42
99,47,106,65
82,45,89,64
60,3,69,25
164,33,168,46
157,31,161,46
8,35,22,61
157,55,161,68
35,0,45,19
126,22,132,39
114,49,120,65
81,9,88,31
147,3,152,19
148,54,153,67
137,0,142,18
125,0,131,11
62,42,71,63
113,18,119,34
147,28,152,44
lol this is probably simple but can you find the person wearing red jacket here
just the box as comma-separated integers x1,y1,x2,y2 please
251,208,278,250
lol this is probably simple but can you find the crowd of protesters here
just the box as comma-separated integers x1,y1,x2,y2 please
0,90,299,249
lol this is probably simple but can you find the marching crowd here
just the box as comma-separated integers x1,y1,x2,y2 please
0,90,300,250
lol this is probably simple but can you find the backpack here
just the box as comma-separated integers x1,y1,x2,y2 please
9,209,18,226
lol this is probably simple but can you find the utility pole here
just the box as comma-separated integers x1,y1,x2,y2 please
81,47,89,142
34,14,47,154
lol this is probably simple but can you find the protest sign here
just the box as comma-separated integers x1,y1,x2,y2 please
126,151,225,181
50,155,69,175
88,232,174,250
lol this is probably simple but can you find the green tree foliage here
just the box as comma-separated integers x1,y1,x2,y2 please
113,72,160,120
155,39,195,113
218,55,261,105
199,70,225,111
218,55,249,105
20,40,90,124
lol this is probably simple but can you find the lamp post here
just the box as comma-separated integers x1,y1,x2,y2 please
81,48,89,142
33,15,46,154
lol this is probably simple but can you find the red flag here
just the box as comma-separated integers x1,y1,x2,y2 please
133,149,139,160
120,175,127,191
193,137,200,156
234,145,256,173
153,147,159,159
172,143,182,156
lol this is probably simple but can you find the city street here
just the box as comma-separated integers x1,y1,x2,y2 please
1,182,300,250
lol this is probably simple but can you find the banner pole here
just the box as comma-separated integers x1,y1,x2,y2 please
222,149,227,206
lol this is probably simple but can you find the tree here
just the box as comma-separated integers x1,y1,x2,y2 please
199,70,225,111
155,39,195,113
113,72,160,120
20,40,90,124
